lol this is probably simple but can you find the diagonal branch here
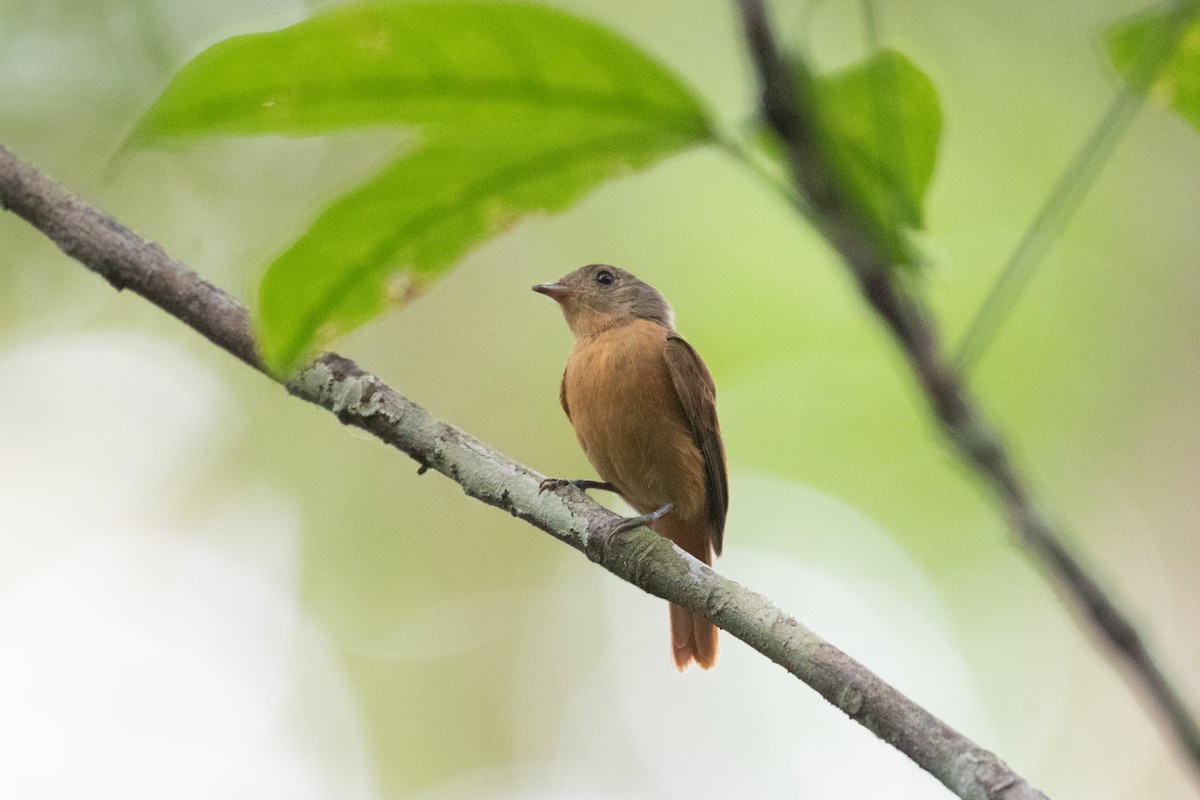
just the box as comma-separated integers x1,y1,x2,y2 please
733,0,1200,783
0,142,1048,800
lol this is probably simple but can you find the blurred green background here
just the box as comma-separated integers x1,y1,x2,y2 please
2,0,1198,798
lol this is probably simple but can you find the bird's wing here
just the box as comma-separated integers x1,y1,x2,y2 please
665,335,728,555
559,370,571,421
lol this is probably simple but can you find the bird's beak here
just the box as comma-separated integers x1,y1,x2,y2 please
532,282,573,302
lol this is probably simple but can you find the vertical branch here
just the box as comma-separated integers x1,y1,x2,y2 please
733,0,1200,781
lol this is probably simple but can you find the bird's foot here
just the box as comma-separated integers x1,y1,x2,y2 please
608,502,674,536
538,478,617,495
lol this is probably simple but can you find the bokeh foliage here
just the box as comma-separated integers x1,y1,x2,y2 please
3,1,1200,798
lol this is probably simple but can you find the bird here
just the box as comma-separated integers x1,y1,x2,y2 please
533,264,728,670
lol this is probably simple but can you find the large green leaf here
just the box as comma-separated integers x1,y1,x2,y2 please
129,1,708,144
129,1,713,373
259,124,688,373
811,50,942,267
1107,2,1200,133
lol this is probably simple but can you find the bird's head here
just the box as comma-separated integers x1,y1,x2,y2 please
533,264,674,337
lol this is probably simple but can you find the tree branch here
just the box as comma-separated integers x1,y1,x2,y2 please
733,0,1200,782
0,142,1047,800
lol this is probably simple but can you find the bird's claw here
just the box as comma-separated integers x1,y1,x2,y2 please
609,502,674,536
539,478,617,495
538,478,568,495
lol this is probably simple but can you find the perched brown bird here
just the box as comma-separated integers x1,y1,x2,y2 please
534,264,728,670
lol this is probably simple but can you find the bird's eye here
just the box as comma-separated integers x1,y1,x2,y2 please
594,269,615,286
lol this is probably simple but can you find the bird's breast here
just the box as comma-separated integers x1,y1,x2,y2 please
563,319,706,519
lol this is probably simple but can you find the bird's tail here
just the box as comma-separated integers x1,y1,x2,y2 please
670,602,718,670
655,515,719,670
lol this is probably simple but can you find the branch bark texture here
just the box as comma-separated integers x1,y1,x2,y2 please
734,0,1200,781
0,142,1048,800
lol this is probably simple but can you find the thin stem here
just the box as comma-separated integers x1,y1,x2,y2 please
956,0,1196,370
860,0,880,52
954,87,1145,371
713,126,818,225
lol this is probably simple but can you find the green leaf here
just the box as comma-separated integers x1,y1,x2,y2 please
259,124,688,373
128,1,713,374
811,50,942,266
128,1,708,145
1107,2,1200,133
